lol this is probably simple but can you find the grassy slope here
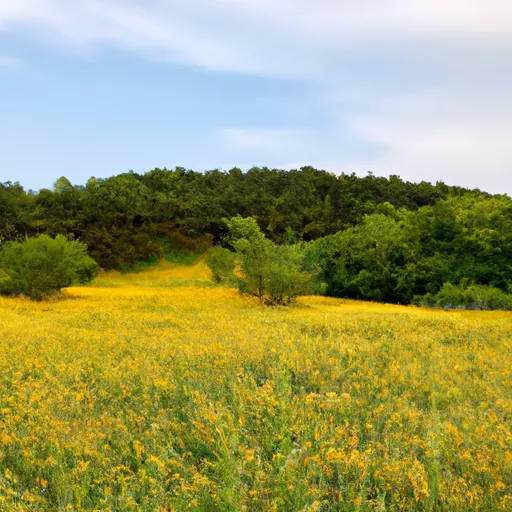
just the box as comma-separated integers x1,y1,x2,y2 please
0,262,510,511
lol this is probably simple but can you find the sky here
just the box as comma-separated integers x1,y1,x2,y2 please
0,1,511,195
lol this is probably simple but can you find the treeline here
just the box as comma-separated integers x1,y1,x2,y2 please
1,167,511,306
305,196,512,306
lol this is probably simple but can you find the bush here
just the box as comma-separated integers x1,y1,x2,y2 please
234,241,312,305
260,244,312,305
414,282,512,311
0,235,99,300
205,246,236,284
219,216,312,305
164,250,202,266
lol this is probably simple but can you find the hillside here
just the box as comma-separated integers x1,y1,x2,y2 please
3,168,512,307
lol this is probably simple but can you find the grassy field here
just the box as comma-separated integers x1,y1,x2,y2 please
0,262,510,511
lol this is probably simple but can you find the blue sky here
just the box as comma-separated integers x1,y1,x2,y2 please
1,1,511,194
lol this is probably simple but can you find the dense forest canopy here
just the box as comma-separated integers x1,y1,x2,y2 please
1,167,511,305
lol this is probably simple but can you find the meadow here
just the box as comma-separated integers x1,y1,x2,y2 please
0,262,510,511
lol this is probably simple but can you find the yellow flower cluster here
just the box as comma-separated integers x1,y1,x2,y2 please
0,262,510,510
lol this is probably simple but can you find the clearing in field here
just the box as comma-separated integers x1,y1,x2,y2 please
0,262,510,511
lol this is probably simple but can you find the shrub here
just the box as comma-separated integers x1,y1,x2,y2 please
220,216,312,305
164,250,202,266
414,282,512,311
260,244,312,305
205,246,236,284
0,235,99,300
235,242,311,305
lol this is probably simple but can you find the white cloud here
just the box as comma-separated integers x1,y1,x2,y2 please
0,1,248,71
320,90,512,193
1,1,512,74
348,120,512,194
1,0,512,193
221,0,512,47
1,1,512,80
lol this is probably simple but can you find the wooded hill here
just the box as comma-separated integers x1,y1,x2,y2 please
2,167,511,305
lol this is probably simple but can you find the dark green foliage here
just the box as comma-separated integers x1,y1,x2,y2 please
205,247,236,283
414,283,512,311
306,195,512,306
306,210,411,303
164,251,202,266
1,168,511,306
0,235,99,300
2,168,468,270
0,182,32,247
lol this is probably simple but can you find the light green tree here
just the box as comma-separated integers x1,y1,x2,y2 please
0,235,99,301
209,216,311,305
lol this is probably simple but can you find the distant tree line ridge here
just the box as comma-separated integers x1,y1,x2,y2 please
1,166,511,306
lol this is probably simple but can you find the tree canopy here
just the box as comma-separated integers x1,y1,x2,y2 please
0,235,99,300
0,167,484,268
1,167,510,306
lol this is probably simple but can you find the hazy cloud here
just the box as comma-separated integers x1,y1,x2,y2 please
1,1,512,74
1,0,511,191
219,127,308,154
0,56,21,68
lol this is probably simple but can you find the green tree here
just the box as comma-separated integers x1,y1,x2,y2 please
53,176,73,194
0,182,31,247
1,167,508,296
222,216,311,305
223,215,266,248
205,246,236,284
0,235,99,301
262,243,312,305
224,216,271,300
307,212,413,303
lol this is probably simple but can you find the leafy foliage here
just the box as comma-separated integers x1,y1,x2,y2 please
306,211,410,303
0,235,99,300
205,246,236,284
307,195,512,306
259,243,312,305
1,168,511,306
414,282,512,310
217,217,312,305
0,167,475,270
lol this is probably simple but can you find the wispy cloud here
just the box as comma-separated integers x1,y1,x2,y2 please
225,0,512,44
1,1,511,192
347,117,512,194
310,88,512,193
1,1,512,74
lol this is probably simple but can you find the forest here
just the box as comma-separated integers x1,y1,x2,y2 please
1,167,511,307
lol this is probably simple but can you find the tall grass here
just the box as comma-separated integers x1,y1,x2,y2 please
0,262,510,510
